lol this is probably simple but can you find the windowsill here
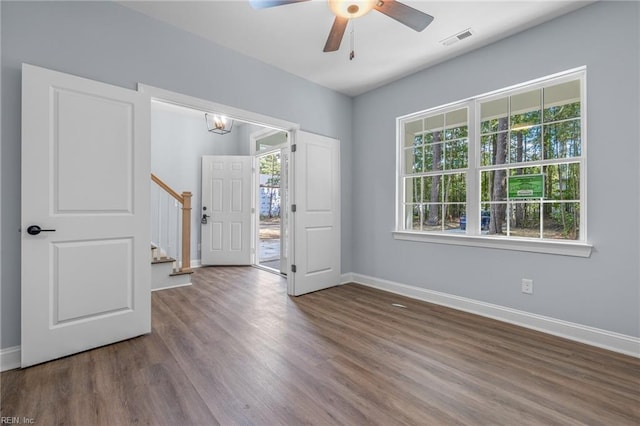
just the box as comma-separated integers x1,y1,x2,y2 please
392,231,593,257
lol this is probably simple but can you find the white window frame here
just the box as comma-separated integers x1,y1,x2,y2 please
394,67,592,257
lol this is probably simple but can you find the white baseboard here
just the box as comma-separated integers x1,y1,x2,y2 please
346,273,640,358
151,282,192,292
1,346,21,372
341,272,355,285
6,274,636,372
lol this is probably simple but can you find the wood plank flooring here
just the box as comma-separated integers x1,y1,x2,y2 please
2,266,639,425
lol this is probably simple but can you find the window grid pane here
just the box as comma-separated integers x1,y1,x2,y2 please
543,118,581,160
399,72,584,242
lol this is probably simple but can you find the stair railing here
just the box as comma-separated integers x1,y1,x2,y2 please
151,173,192,273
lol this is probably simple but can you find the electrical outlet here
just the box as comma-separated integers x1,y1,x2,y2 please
521,278,534,295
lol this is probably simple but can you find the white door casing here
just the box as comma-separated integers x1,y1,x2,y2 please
289,131,341,296
201,156,252,265
21,64,151,367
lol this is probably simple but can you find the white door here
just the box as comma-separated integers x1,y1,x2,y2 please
21,64,151,367
289,131,341,296
201,156,252,265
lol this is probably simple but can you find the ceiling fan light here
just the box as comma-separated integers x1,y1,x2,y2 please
328,0,376,19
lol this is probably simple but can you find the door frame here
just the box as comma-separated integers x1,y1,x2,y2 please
137,84,300,293
138,84,298,135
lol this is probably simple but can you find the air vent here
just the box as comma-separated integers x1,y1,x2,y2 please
440,28,474,46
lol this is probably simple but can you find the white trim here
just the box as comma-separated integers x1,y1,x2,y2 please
151,282,192,292
341,273,355,285
137,84,300,133
393,231,593,257
250,127,288,156
1,346,21,371
399,66,587,122
350,273,640,358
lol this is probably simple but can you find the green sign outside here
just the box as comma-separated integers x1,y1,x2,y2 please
508,174,544,199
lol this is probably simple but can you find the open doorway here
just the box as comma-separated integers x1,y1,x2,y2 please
141,84,341,296
253,130,289,275
257,151,282,271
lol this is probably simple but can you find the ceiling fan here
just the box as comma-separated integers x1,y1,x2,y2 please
249,0,434,54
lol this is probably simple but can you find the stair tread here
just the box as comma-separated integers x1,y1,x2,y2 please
151,257,175,264
170,270,194,277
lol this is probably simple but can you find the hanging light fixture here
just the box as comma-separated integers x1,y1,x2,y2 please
205,113,233,135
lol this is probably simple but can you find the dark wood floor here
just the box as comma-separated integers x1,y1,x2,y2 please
2,266,639,425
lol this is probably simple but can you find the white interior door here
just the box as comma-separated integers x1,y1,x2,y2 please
201,156,252,265
21,64,151,367
289,131,341,296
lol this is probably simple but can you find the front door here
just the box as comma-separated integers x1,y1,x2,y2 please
21,64,151,367
201,156,252,265
289,131,341,295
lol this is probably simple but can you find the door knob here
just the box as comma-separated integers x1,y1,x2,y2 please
201,206,210,224
26,225,56,236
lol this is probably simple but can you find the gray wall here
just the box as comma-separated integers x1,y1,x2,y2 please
0,1,353,349
351,1,639,337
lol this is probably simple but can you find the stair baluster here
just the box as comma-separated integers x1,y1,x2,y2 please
151,173,192,273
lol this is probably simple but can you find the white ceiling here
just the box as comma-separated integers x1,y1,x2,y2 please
120,0,593,97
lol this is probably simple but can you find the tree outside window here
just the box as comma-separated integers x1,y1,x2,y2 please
399,71,585,242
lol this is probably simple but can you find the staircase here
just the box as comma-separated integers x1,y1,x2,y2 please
151,244,193,291
150,173,194,291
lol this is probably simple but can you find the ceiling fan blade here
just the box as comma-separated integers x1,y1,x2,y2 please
374,0,434,32
323,16,349,52
248,0,310,9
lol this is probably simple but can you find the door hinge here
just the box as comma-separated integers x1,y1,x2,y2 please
291,204,297,212
291,264,297,273
291,144,297,152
